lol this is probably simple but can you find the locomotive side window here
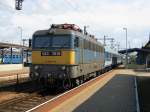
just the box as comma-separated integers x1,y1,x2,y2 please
74,37,79,48
83,39,87,49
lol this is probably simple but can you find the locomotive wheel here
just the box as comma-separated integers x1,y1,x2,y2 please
80,78,84,84
75,79,80,86
63,79,72,90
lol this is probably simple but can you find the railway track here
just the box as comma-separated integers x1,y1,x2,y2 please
0,77,29,88
0,88,61,112
0,79,61,112
0,68,119,112
0,73,103,112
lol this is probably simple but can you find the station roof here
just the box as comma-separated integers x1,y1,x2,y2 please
143,40,150,48
0,42,28,49
119,40,150,54
119,48,150,54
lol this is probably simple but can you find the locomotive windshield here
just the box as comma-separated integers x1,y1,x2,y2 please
34,36,50,48
33,35,72,49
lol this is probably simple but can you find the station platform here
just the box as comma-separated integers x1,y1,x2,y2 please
0,64,25,72
74,75,137,112
0,64,29,84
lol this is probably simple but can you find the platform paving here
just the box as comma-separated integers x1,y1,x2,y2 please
0,64,24,72
73,74,137,112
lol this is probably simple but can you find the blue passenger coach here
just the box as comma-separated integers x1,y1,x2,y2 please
3,54,22,64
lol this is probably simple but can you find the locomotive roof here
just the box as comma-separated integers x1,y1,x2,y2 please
33,28,103,47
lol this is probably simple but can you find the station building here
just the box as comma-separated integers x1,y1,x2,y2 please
119,39,150,68
0,42,28,64
137,40,150,68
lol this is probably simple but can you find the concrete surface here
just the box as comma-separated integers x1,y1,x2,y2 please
28,69,149,112
73,75,137,112
0,64,23,72
31,70,116,112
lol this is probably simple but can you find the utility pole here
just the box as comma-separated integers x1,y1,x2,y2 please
123,27,128,69
103,35,107,46
110,38,114,49
83,25,89,34
98,35,114,47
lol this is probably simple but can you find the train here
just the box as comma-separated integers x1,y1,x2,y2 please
1,54,22,64
0,51,32,64
104,46,122,70
30,24,122,89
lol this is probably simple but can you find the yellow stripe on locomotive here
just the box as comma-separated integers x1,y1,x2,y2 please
32,50,75,65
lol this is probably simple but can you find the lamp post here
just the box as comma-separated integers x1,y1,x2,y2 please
103,35,108,46
123,27,128,68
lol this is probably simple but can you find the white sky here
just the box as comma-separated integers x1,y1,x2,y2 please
0,0,150,49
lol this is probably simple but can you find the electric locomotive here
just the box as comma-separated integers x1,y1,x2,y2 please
30,24,104,89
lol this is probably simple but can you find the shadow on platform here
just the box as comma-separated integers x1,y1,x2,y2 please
137,76,150,112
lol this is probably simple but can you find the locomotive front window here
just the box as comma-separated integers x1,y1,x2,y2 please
34,36,50,48
33,35,71,49
51,36,70,48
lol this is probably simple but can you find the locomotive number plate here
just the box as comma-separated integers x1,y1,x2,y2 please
41,51,61,56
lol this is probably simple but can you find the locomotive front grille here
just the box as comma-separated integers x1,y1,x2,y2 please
30,65,70,79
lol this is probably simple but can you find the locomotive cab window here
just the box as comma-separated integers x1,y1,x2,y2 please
33,35,72,49
74,37,79,48
51,35,71,48
33,36,50,48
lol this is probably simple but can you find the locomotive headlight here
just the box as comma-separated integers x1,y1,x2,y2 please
58,73,66,79
35,72,39,77
48,73,52,77
58,74,63,78
61,66,66,70
34,65,39,70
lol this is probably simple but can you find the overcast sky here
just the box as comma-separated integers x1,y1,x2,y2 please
0,0,150,49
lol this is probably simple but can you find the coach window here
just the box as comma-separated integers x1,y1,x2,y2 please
74,37,79,48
